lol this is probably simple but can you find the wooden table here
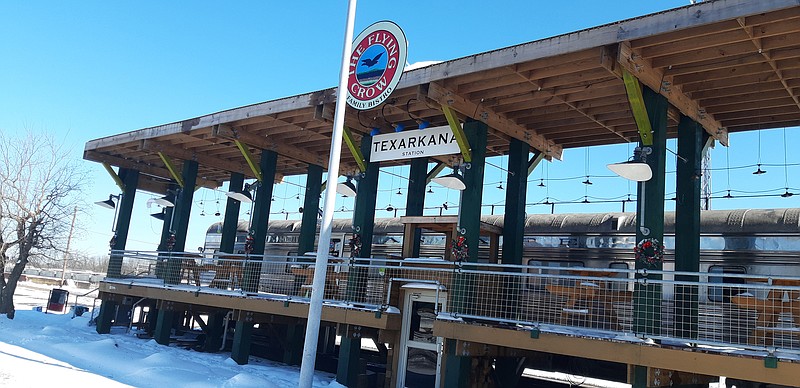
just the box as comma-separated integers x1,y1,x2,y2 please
290,265,347,298
730,278,800,346
546,270,631,329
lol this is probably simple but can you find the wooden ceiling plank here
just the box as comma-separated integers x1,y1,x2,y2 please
612,43,728,145
736,18,800,113
640,29,751,59
650,41,756,69
722,112,800,127
630,19,742,49
706,97,798,115
84,150,220,189
715,105,800,120
139,139,250,177
424,82,562,159
672,62,780,85
700,89,794,108
211,123,334,170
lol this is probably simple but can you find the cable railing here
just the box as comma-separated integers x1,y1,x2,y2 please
104,250,800,359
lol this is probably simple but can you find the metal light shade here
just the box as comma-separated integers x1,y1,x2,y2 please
226,190,253,203
150,211,166,221
153,195,175,207
607,161,652,182
95,196,116,209
336,179,358,197
432,171,466,191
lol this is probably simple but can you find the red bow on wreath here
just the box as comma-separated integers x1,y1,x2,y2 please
166,233,176,251
451,235,469,261
349,234,362,257
634,238,664,267
244,233,255,255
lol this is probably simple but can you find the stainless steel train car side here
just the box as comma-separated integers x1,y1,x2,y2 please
204,208,800,302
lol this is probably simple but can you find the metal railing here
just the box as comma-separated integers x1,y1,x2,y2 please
105,250,800,358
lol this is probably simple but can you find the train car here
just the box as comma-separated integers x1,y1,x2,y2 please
205,208,800,301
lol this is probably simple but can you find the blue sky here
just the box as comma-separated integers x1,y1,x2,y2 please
1,1,797,258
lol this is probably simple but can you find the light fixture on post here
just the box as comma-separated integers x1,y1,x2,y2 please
226,182,258,204
153,191,177,208
150,209,167,221
432,165,466,191
607,147,653,182
336,176,358,197
95,194,120,210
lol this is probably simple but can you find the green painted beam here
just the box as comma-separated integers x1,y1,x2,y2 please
425,161,446,185
231,320,253,365
406,157,428,257
234,139,263,182
298,164,323,255
95,300,117,334
157,152,185,188
154,309,176,345
343,126,366,172
674,115,704,340
336,325,362,386
527,151,545,177
108,168,138,278
165,161,198,285
245,150,277,292
220,172,244,254
202,311,227,352
346,136,379,301
441,104,472,162
623,69,654,146
102,163,126,191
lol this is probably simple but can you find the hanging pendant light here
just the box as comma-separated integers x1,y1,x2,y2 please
95,194,119,209
336,176,358,197
426,186,434,194
607,147,653,182
432,167,466,191
753,164,766,175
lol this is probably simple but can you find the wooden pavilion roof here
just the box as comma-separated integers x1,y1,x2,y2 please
84,0,800,194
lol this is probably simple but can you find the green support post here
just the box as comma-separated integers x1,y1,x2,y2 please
202,311,227,352
245,150,278,292
298,164,323,255
501,140,531,324
405,157,428,257
346,135,379,300
95,300,117,334
154,196,175,280
336,325,362,387
107,168,139,278
674,115,707,340
443,339,470,388
220,172,244,254
154,309,176,345
283,322,305,365
632,86,668,388
165,161,198,285
231,319,254,365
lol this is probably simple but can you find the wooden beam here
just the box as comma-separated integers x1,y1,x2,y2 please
440,104,472,163
102,163,126,191
424,82,562,160
139,139,249,176
527,151,545,177
84,150,220,190
342,126,366,172
736,17,800,113
211,124,331,171
609,43,729,146
622,69,655,146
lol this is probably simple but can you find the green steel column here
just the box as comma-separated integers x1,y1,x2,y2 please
346,135,379,300
501,140,532,321
452,120,488,315
245,150,278,292
336,325,362,387
154,196,175,280
231,319,254,365
283,322,305,365
298,164,323,255
219,172,244,253
405,158,428,257
202,311,227,352
165,161,198,285
632,87,667,388
443,339,470,388
674,115,706,340
107,168,139,277
95,299,117,334
154,308,176,345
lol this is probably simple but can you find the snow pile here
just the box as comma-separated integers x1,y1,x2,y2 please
0,284,344,387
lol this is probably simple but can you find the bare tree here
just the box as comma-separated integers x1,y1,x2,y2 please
0,131,87,319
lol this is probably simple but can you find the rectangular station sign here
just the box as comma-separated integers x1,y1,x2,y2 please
370,125,460,162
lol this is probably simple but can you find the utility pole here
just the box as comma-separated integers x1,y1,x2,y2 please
60,206,78,286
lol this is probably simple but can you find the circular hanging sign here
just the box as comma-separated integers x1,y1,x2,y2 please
346,21,407,110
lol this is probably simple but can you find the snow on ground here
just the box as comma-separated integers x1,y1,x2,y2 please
0,282,344,388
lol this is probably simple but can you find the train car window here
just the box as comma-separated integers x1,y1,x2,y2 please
608,262,629,291
708,265,746,303
526,260,584,289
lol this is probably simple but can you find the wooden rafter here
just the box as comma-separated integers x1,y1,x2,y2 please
736,17,800,113
212,124,334,170
139,139,249,176
606,43,729,146
84,150,220,190
422,82,562,160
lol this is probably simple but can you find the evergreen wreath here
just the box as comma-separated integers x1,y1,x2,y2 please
451,235,469,261
634,238,664,266
166,233,176,251
244,231,255,255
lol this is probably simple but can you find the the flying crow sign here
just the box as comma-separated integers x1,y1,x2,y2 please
346,21,407,110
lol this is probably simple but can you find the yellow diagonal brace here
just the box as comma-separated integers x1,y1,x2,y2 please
623,69,654,146
426,162,446,185
234,140,263,182
527,152,546,177
102,163,126,191
343,126,366,172
320,181,327,192
157,152,185,188
441,104,472,163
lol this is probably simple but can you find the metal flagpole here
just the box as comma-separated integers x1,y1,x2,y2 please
298,0,357,386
